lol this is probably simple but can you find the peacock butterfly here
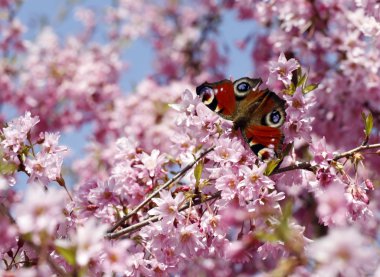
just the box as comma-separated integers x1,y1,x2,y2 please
196,77,286,161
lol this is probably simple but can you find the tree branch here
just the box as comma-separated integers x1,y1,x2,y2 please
105,191,221,239
107,146,215,233
271,162,316,175
271,142,380,175
333,143,380,161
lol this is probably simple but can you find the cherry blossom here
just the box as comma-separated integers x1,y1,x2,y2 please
1,1,380,276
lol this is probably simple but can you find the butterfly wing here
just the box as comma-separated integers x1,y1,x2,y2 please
231,77,286,160
196,79,236,120
242,124,284,161
239,90,286,160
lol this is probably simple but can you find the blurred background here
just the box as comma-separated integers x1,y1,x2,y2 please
13,0,256,156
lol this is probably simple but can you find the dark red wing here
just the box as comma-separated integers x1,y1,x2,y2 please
196,79,236,120
242,124,284,160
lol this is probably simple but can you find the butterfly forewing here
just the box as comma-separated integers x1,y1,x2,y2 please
196,79,236,120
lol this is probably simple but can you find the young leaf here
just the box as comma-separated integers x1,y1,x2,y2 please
194,159,204,191
0,160,18,175
297,73,307,88
365,112,373,137
55,245,76,266
361,112,373,145
265,159,281,176
303,83,318,94
255,231,279,242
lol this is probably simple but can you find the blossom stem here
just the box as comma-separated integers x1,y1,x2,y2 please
105,191,221,239
107,146,215,233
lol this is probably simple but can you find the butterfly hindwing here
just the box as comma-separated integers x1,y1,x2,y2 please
242,125,284,161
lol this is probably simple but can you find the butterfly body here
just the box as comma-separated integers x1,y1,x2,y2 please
196,77,286,161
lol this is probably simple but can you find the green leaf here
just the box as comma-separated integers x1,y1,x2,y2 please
55,245,76,266
365,112,373,137
303,83,318,94
255,231,279,242
194,159,204,190
282,201,293,222
289,82,296,95
297,73,307,88
295,67,302,83
264,159,281,176
0,160,18,175
276,201,293,242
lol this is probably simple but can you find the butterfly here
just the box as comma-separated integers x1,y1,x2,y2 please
196,77,286,161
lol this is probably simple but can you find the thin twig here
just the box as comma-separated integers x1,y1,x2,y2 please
271,142,380,175
105,191,221,239
107,146,215,233
333,143,380,161
271,162,316,175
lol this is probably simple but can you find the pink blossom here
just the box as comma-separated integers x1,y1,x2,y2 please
1,1,380,275
307,228,378,276
238,164,275,201
215,171,240,200
257,242,286,261
1,112,39,153
100,240,132,274
148,190,186,227
0,217,17,254
40,132,67,154
267,52,299,87
200,211,226,236
56,218,107,266
316,181,348,226
24,151,65,186
13,184,66,240
212,137,244,164
283,87,315,117
283,116,313,144
137,149,165,177
315,167,336,188
87,179,121,209
177,224,205,257
310,136,334,167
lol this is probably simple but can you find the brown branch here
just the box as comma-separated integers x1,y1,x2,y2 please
271,162,316,175
270,142,380,175
107,146,215,233
105,191,221,239
333,143,380,161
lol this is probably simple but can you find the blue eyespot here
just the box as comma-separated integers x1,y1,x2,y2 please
237,82,250,92
270,110,281,124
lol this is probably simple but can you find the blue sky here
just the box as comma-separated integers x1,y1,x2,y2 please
18,0,255,88
15,1,255,162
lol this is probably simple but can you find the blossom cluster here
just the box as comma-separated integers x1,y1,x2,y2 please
0,0,380,276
